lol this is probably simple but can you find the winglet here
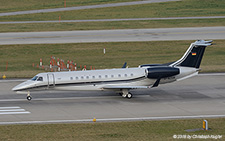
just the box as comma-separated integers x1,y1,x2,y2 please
122,62,127,68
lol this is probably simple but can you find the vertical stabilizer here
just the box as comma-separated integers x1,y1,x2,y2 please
170,40,213,68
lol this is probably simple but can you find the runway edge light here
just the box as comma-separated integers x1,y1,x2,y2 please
93,117,96,122
203,120,208,130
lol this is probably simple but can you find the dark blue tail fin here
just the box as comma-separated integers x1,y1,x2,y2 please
170,40,213,68
122,62,127,68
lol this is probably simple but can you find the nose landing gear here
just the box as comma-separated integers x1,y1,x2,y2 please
27,91,32,101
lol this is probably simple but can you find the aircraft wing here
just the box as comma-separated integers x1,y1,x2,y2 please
102,85,151,90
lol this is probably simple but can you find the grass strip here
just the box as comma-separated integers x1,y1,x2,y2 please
0,40,224,78
0,118,224,140
0,0,136,13
1,0,225,22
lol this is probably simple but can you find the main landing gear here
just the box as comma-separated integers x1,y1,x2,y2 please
27,91,32,101
120,89,133,99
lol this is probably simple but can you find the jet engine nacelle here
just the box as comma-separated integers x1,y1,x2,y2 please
146,66,180,79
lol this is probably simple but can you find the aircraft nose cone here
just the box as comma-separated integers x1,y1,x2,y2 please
12,85,22,91
12,81,29,91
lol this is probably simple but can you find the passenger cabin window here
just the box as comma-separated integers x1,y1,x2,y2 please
118,74,121,77
105,75,108,78
76,77,79,80
131,73,134,77
81,76,84,79
111,75,114,78
37,77,43,81
86,76,89,79
92,76,95,79
70,77,73,80
99,75,101,78
124,74,127,77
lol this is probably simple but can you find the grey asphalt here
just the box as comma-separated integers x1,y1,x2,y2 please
0,73,225,124
1,16,225,24
0,0,179,17
0,26,225,45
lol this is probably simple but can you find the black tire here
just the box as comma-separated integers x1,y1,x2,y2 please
126,93,132,99
27,96,32,101
118,93,123,96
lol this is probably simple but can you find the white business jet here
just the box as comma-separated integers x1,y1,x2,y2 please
12,40,213,101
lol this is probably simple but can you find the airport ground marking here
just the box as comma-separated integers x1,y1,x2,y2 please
0,106,30,115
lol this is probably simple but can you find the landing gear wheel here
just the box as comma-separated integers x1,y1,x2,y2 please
27,96,32,101
27,91,32,101
122,94,127,98
126,93,132,99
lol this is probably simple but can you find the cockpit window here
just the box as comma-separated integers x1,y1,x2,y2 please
37,77,43,81
31,76,38,81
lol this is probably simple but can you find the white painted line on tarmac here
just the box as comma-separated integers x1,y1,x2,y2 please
0,112,30,115
0,99,27,102
0,96,117,102
99,114,225,121
1,114,225,125
0,79,28,83
199,73,225,76
0,107,30,115
0,106,20,109
0,109,25,112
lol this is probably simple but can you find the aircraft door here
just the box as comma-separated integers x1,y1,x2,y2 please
47,73,55,88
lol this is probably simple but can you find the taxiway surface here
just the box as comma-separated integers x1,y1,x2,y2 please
0,73,224,124
1,26,225,45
